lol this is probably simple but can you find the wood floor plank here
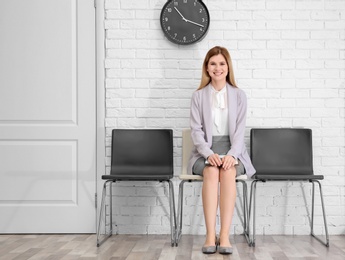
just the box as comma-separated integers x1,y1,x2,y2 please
0,234,344,259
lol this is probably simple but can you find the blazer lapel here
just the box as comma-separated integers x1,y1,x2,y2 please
202,85,213,144
227,84,237,143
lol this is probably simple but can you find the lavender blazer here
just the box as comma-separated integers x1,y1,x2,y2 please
187,83,256,177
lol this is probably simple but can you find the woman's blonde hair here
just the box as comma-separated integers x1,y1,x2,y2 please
198,46,237,90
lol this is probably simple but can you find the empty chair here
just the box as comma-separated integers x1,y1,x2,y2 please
249,128,329,247
97,129,176,247
176,129,250,246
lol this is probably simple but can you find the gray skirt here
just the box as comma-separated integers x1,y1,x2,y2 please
192,136,245,176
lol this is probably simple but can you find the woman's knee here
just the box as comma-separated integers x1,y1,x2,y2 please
219,167,237,180
203,166,220,182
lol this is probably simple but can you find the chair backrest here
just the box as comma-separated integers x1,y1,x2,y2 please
250,128,313,176
182,129,193,175
111,129,173,179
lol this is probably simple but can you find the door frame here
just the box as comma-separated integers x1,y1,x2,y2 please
95,0,106,230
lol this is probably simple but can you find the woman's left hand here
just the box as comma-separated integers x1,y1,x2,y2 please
221,155,237,170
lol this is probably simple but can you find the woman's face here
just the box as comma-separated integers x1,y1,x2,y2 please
207,54,228,83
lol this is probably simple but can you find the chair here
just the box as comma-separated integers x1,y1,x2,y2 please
249,128,329,247
97,129,177,247
176,129,250,246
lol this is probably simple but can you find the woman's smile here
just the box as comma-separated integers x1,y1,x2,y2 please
213,71,224,76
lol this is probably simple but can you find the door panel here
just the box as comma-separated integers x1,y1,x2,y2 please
0,140,77,202
0,0,96,233
0,0,76,122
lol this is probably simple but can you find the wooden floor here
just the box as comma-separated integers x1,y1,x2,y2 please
0,234,344,260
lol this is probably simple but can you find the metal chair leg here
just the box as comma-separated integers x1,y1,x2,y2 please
243,182,247,230
97,180,113,247
248,180,258,247
244,181,250,245
176,180,188,246
310,180,330,247
167,180,177,247
236,180,251,246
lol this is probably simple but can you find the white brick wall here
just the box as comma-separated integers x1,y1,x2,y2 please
103,0,345,235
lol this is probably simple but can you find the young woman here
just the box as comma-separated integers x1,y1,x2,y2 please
188,46,255,254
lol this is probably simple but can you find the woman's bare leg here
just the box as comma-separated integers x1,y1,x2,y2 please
202,166,219,246
219,167,237,247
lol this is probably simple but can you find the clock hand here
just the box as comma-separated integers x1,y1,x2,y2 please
185,19,204,28
174,7,204,28
174,7,187,22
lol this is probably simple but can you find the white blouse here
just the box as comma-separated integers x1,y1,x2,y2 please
211,85,229,136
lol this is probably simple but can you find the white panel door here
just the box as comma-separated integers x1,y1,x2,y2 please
0,0,96,233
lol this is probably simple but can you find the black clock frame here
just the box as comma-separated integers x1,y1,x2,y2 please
160,0,210,45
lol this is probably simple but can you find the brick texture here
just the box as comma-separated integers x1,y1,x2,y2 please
103,0,345,235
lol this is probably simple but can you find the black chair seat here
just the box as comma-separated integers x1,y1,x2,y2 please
102,174,172,181
252,174,324,181
105,165,173,179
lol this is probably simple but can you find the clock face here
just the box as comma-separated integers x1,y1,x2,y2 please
160,0,210,45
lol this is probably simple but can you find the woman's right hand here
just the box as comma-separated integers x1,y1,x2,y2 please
207,154,222,167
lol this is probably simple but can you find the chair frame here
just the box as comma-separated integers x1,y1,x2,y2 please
96,129,177,247
249,179,329,247
97,179,176,247
176,175,251,246
248,128,329,247
175,129,251,246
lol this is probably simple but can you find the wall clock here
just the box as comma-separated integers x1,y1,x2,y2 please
160,0,210,45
